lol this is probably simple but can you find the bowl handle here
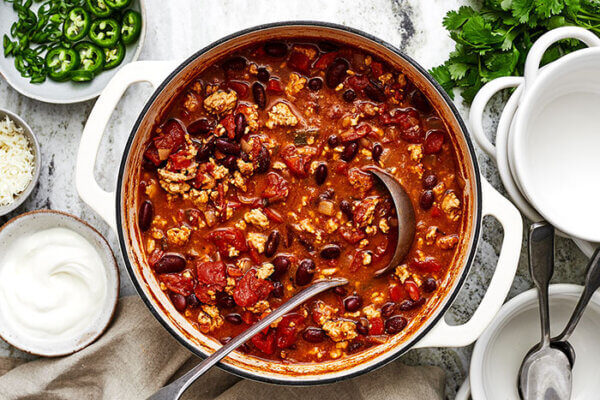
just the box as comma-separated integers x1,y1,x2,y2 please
468,76,523,161
414,179,522,348
76,61,177,232
455,377,471,400
524,26,600,91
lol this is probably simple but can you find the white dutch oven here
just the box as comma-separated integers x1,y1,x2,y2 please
470,27,600,256
75,22,523,385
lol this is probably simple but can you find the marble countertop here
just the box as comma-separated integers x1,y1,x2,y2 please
0,0,590,398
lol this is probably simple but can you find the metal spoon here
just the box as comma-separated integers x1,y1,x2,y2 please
364,167,416,277
545,247,600,367
147,277,348,400
518,222,572,400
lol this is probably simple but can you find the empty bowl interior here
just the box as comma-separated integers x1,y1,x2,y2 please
475,285,600,400
514,49,600,242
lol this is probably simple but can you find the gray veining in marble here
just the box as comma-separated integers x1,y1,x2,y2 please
0,1,589,398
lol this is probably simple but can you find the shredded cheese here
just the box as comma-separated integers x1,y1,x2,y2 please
0,116,34,206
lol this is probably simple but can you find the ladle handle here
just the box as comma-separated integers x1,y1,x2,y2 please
556,248,600,342
529,222,555,346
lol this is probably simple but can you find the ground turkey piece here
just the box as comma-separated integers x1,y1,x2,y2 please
166,226,192,246
441,191,461,221
265,103,299,129
197,304,224,333
322,319,358,342
285,73,306,98
204,90,238,115
244,209,270,229
247,232,267,253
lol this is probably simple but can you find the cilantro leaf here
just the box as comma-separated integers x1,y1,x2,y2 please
447,62,470,80
535,0,564,17
443,6,475,30
512,0,535,23
429,65,454,97
462,15,505,45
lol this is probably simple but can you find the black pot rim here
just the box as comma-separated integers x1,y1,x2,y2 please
116,20,482,386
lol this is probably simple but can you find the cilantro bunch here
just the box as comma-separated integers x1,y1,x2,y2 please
430,0,600,103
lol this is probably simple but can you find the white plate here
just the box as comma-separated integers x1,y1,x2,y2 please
0,0,146,104
0,210,119,357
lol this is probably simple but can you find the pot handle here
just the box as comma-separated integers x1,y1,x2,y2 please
524,26,600,91
76,60,177,232
468,76,523,161
414,179,522,348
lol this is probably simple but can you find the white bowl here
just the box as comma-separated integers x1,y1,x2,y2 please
0,210,119,357
0,0,146,104
0,108,41,217
467,284,600,400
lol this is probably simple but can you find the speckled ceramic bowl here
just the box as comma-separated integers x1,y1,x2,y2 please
0,108,41,217
0,210,119,357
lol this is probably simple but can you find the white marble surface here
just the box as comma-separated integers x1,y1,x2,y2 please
0,1,589,398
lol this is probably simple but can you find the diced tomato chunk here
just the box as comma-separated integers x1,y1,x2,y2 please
263,207,284,223
233,269,274,307
380,108,424,143
409,257,442,273
404,280,421,301
262,172,289,202
287,51,311,75
266,79,283,94
280,145,313,178
339,226,366,245
347,74,369,92
194,284,221,304
168,151,192,170
154,119,186,159
431,205,442,218
423,130,445,154
369,317,384,335
207,227,248,255
251,329,276,355
389,284,407,302
144,144,161,166
148,249,164,267
314,51,338,69
340,124,371,143
371,61,384,78
220,114,236,139
160,273,195,296
275,313,305,349
196,261,227,288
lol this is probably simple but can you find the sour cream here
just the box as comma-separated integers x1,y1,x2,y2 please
0,227,107,341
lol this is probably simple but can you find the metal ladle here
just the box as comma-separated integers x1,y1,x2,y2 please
518,222,572,399
364,167,416,277
147,277,348,400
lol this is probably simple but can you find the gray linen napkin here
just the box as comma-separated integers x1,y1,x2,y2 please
0,296,445,399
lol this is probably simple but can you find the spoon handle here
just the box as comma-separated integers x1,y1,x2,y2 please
556,248,600,342
529,222,555,346
146,278,348,400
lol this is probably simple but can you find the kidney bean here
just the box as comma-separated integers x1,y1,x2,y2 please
320,244,341,260
315,164,328,185
327,134,340,147
295,259,316,286
302,327,326,343
297,234,314,252
419,190,435,210
265,230,281,258
252,82,267,109
423,130,445,154
216,292,235,309
318,40,339,52
381,302,396,318
187,118,214,135
257,67,270,82
325,58,349,88
169,293,186,311
348,341,363,353
234,113,246,140
372,143,383,161
333,286,347,297
356,319,369,335
422,277,438,293
339,200,353,221
138,200,153,231
264,41,287,57
272,255,290,279
219,155,238,171
308,77,323,91
398,299,417,311
271,281,284,298
225,313,243,325
341,142,358,161
364,80,386,102
186,294,200,308
215,138,241,155
220,337,232,345
343,89,356,102
385,315,407,334
343,295,362,312
317,188,334,202
412,90,431,112
254,145,271,173
222,56,246,71
422,173,438,189
196,137,216,161
154,253,186,274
